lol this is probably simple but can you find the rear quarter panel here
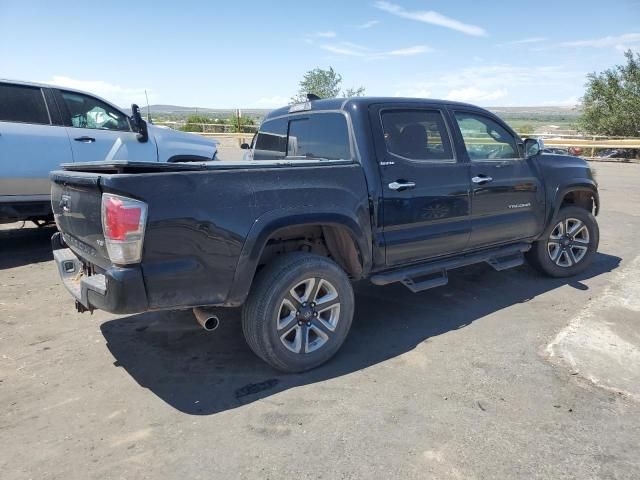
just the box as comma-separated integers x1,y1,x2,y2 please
100,162,370,309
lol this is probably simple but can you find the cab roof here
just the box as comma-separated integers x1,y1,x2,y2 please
0,78,105,97
265,96,482,121
0,78,127,112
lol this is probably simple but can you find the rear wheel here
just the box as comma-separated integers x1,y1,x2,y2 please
526,206,599,278
242,252,354,373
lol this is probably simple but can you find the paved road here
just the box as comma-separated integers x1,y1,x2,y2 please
216,145,247,162
1,163,639,479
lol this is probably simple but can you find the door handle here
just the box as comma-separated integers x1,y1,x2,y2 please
74,136,96,143
388,181,416,191
471,175,493,184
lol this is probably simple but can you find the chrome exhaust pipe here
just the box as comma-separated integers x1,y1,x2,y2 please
193,307,220,332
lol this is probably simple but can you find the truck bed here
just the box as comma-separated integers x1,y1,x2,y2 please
51,159,371,310
61,159,353,174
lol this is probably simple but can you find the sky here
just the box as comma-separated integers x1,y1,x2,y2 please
1,0,640,109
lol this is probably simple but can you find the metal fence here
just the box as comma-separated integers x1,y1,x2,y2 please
157,122,640,161
154,121,258,134
520,133,640,160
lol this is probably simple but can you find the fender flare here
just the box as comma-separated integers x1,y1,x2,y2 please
548,180,599,226
224,207,372,306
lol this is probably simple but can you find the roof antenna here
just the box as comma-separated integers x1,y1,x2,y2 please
145,89,152,124
306,93,321,101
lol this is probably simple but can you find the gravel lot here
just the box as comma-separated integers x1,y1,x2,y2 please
1,162,639,479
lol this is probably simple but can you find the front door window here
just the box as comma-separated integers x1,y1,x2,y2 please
454,112,519,160
60,91,130,131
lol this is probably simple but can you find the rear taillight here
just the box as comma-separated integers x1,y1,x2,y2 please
101,193,147,265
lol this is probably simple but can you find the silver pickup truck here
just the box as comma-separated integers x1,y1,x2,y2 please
0,79,218,225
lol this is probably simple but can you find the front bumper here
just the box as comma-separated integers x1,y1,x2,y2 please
53,246,149,314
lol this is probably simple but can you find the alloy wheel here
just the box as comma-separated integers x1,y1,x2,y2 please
547,217,590,268
277,278,341,354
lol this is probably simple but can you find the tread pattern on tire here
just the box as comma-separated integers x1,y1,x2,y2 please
241,252,354,372
526,205,599,278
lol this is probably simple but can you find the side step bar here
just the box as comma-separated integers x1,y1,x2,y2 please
371,242,531,293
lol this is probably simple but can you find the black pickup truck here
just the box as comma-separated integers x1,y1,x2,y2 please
51,97,600,372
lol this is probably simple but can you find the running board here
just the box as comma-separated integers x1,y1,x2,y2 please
371,243,530,293
486,253,525,271
401,270,449,293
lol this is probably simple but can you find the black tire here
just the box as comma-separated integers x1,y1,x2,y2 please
242,252,354,373
526,206,599,278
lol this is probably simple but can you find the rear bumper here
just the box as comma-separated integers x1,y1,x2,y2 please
53,244,149,315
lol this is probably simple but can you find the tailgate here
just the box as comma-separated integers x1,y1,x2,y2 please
50,171,111,269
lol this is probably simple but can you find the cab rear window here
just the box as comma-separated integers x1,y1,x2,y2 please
254,118,287,160
253,113,351,161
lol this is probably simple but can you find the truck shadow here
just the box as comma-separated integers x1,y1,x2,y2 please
100,252,620,415
0,224,56,270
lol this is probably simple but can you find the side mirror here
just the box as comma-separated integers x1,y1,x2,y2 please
130,103,149,143
524,137,544,157
240,143,250,150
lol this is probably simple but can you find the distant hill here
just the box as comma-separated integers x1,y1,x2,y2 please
124,104,271,119
489,106,581,133
132,104,579,116
124,103,582,130
489,105,581,115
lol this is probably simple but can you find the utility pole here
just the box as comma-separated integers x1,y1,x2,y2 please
144,90,152,123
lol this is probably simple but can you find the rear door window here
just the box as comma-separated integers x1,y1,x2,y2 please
287,113,350,160
381,109,453,161
0,83,50,125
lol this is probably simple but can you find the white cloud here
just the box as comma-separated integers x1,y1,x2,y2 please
502,37,546,45
385,45,433,56
320,42,368,56
43,76,149,107
312,31,337,38
320,41,430,59
446,87,507,102
256,95,289,107
561,32,640,50
357,20,380,29
393,64,585,105
539,95,580,107
374,1,486,36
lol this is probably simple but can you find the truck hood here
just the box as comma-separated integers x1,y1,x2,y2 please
148,124,219,162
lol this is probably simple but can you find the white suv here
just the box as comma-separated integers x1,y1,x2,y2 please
0,79,218,225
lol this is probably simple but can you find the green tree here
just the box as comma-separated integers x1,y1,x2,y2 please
292,67,365,103
343,86,366,98
517,124,535,135
180,114,212,132
579,49,640,136
227,115,255,133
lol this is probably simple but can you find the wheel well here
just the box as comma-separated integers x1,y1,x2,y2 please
560,190,596,215
257,224,363,279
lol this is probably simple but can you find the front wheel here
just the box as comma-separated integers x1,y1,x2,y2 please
526,206,599,278
242,253,354,373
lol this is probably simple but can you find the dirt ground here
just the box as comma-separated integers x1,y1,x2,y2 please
1,162,639,479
